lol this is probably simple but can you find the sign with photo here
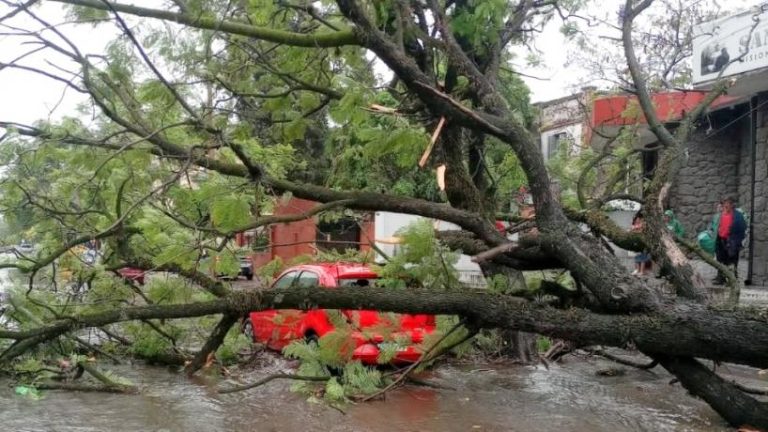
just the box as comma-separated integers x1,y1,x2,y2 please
693,7,768,84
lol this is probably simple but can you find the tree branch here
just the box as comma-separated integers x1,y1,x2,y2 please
2,287,768,369
185,313,238,375
49,0,359,47
218,373,329,394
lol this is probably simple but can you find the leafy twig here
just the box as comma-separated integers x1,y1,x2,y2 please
218,373,330,394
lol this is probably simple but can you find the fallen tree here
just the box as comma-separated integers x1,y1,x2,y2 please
3,286,768,370
0,0,766,427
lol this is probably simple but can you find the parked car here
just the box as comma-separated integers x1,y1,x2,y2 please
206,254,254,281
243,263,436,365
238,256,254,281
117,267,146,285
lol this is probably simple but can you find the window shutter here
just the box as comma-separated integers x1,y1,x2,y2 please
547,134,559,159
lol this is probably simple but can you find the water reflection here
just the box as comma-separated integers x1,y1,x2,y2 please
0,356,730,432
0,258,737,432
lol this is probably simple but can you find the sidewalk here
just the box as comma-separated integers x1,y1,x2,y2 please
679,259,767,305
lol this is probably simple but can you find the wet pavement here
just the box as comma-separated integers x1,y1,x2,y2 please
0,253,762,431
0,354,734,432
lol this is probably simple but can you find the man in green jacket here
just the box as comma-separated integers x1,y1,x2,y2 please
663,210,685,238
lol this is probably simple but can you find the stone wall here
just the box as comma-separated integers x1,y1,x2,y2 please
669,124,742,236
744,98,768,284
669,99,768,286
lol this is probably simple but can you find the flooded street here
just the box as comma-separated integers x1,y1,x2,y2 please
0,355,730,432
0,254,745,431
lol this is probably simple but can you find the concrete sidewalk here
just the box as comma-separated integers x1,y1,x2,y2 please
662,259,768,305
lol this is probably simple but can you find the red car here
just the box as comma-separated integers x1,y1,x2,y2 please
117,267,146,285
244,263,436,365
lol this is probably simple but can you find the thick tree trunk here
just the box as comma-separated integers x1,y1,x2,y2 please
655,355,768,429
441,125,485,214
478,262,537,362
4,287,768,369
500,330,537,362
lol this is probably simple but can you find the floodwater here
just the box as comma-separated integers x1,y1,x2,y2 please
0,355,732,432
0,252,744,431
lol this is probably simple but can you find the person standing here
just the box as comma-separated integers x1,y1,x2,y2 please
663,209,685,238
712,197,747,285
630,211,652,276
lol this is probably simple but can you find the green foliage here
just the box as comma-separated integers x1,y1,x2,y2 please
341,361,383,396
65,5,109,23
497,68,535,127
545,124,645,209
356,126,429,169
126,322,176,359
12,358,58,386
283,339,321,364
470,330,506,356
375,220,461,290
376,342,400,364
283,337,387,401
147,277,207,304
560,22,580,38
486,273,524,295
316,330,356,367
326,88,442,202
284,340,333,395
0,0,553,399
450,0,508,49
14,385,43,400
216,328,252,365
546,139,591,208
214,251,240,278
536,336,553,353
423,316,518,361
256,257,284,281
324,377,346,402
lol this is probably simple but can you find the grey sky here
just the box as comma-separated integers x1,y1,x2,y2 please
0,0,760,125
0,2,119,125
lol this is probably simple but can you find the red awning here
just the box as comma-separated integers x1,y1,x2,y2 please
588,91,744,147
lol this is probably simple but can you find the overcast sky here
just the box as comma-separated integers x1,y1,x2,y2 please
0,0,760,125
0,2,117,126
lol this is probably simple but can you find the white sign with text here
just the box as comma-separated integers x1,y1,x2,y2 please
693,7,768,84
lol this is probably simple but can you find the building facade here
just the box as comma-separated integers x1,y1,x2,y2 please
539,87,766,285
668,98,767,285
534,88,596,160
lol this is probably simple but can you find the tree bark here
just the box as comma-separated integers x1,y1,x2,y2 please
185,313,238,375
4,287,768,369
478,262,537,362
50,0,359,47
655,355,768,430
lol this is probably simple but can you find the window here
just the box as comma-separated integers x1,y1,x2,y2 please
316,217,361,253
272,271,298,289
545,131,573,160
338,278,377,287
296,271,319,288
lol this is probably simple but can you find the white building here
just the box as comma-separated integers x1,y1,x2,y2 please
534,87,596,160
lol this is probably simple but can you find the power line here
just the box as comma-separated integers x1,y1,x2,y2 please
703,97,768,139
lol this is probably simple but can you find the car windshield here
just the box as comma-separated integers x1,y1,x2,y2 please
338,278,377,288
